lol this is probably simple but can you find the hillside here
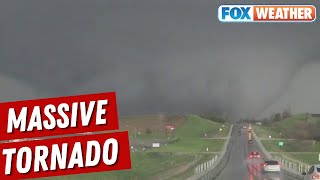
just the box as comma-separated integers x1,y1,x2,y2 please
254,113,320,140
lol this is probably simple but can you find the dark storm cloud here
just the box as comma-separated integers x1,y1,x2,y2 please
0,0,319,118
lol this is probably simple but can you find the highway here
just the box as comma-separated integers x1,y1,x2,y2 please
215,125,297,180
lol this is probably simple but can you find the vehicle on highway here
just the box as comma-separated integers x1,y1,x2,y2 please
248,132,253,144
247,127,252,132
249,151,260,158
301,164,320,180
243,125,247,129
262,160,280,173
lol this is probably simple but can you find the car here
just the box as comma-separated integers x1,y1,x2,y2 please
262,160,280,173
248,140,253,144
249,151,260,158
243,125,247,129
247,127,252,132
301,164,320,180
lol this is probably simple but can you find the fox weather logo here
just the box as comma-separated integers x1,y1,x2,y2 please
218,5,316,23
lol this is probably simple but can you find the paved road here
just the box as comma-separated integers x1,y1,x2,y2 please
215,126,298,180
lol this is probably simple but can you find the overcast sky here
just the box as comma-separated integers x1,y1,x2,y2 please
0,0,319,119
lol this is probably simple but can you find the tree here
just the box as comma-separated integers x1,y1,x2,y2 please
145,128,152,134
271,113,282,122
282,110,290,119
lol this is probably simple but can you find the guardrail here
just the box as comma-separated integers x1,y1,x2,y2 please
186,125,234,180
252,130,305,180
193,155,219,174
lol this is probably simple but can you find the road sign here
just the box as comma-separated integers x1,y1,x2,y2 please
165,125,175,129
152,143,160,148
278,141,284,147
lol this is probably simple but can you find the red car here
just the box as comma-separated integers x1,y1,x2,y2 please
249,151,260,158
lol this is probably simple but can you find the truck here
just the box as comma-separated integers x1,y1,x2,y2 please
248,132,253,144
247,124,253,132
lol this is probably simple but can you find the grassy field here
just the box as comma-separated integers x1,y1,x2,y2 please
253,113,320,139
119,114,228,140
252,125,282,138
254,114,320,165
39,115,228,180
120,114,229,149
119,115,169,139
175,115,229,138
261,139,320,152
40,152,218,180
148,139,225,153
261,140,320,165
272,152,320,165
41,152,195,180
259,138,320,165
285,153,320,165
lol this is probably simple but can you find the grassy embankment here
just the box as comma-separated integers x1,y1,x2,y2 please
253,113,320,165
40,115,229,180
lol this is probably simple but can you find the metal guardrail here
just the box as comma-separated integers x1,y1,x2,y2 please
193,155,219,175
186,125,234,180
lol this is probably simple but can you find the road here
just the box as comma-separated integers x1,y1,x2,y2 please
215,126,297,180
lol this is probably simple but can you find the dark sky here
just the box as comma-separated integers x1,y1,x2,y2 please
0,0,319,119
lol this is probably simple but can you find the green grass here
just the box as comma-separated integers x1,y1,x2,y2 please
272,152,319,165
252,125,282,138
124,114,228,140
255,114,320,165
253,113,320,139
148,139,225,153
273,114,319,129
132,132,165,139
40,152,195,180
285,153,320,165
261,140,320,152
37,115,228,180
175,115,228,138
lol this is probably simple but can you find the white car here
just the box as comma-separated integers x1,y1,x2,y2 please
302,164,320,180
262,160,280,173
